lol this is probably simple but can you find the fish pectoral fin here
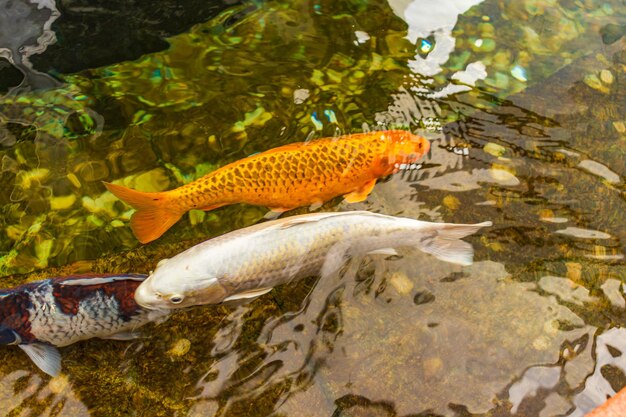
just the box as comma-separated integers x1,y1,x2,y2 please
264,207,294,220
102,331,142,341
269,207,292,213
343,179,377,203
270,207,291,213
320,241,351,279
367,248,398,256
308,201,324,211
19,343,62,377
222,287,273,302
263,210,283,220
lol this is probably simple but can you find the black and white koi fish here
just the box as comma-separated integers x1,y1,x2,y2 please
0,274,168,377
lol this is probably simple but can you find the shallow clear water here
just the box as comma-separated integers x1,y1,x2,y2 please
0,0,625,415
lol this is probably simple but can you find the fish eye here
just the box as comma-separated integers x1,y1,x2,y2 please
169,295,184,304
418,143,423,148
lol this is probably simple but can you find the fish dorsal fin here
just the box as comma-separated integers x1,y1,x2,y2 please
276,211,373,229
222,288,273,302
59,274,147,286
19,343,62,377
278,216,325,229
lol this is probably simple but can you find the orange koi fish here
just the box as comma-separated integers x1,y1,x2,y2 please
104,130,430,243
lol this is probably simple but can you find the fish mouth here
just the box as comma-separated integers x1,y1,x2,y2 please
134,280,163,310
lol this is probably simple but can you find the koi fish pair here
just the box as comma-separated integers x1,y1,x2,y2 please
1,212,491,377
104,130,431,243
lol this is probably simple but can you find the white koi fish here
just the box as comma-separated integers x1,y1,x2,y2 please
135,211,492,310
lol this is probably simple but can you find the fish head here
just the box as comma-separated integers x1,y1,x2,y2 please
375,130,430,174
0,324,21,345
134,260,229,310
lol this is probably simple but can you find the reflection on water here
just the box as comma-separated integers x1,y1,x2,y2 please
0,0,61,92
0,0,625,415
571,328,626,417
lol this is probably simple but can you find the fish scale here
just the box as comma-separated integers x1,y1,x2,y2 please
104,130,430,243
23,278,149,346
210,141,374,203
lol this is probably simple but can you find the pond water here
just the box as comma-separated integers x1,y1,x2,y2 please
0,0,625,415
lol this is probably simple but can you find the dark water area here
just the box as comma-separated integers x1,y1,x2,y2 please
1,0,242,92
29,0,244,74
0,0,625,416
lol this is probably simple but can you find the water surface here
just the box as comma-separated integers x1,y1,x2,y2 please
0,0,624,416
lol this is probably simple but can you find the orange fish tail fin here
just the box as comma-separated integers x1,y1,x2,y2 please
103,182,183,244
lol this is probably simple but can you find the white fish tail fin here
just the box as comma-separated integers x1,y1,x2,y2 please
416,221,492,266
